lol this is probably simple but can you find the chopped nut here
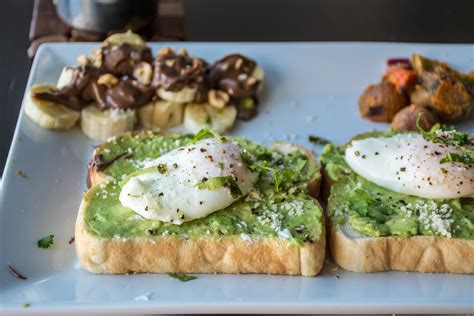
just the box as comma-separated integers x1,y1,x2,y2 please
235,58,243,70
97,74,119,87
158,47,174,56
133,62,152,85
178,48,188,56
130,51,141,60
246,77,257,85
208,89,230,109
165,59,176,67
238,73,248,81
77,54,89,66
90,48,103,67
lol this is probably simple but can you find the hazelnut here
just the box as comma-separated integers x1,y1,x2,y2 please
235,58,243,70
208,89,230,109
77,54,89,66
90,48,103,68
97,74,118,87
158,47,174,56
178,48,188,56
165,59,176,67
246,77,257,85
133,62,153,85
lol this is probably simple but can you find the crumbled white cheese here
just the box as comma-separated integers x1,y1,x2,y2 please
400,201,454,238
286,200,305,217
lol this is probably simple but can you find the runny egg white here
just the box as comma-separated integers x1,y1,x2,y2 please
119,138,258,224
345,133,474,199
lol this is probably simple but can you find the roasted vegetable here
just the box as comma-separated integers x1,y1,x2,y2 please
384,58,417,92
391,104,439,132
359,81,408,122
410,54,474,121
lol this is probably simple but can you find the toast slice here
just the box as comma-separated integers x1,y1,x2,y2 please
321,139,474,274
76,132,325,276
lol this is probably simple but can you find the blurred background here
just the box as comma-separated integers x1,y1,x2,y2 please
0,0,473,175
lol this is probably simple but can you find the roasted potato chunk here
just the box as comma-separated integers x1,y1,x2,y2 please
410,54,474,121
359,81,408,122
391,104,439,132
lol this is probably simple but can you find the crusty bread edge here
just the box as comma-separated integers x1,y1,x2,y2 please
322,165,474,274
77,140,325,276
330,223,474,274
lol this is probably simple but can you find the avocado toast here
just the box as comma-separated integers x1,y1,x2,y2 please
321,128,474,274
76,130,325,276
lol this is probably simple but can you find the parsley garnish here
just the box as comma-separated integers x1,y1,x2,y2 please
37,234,54,249
195,176,243,198
240,151,282,192
120,165,167,188
440,152,474,164
416,113,474,165
23,303,30,308
416,113,472,147
168,273,197,282
192,128,226,144
16,171,28,179
308,135,331,145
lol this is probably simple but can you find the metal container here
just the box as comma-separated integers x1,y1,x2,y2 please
55,0,156,33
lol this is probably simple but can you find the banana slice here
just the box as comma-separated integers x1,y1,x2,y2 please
25,84,80,130
183,103,237,134
252,65,265,81
104,30,146,47
56,67,75,89
157,86,197,104
138,100,184,129
81,105,136,141
252,65,265,94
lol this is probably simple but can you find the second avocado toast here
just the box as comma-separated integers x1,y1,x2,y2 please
76,130,325,276
321,126,474,274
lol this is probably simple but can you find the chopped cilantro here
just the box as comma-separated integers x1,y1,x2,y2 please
416,113,474,165
120,165,164,188
192,128,226,144
416,113,473,147
168,273,197,282
308,135,331,145
195,176,242,198
440,151,474,164
37,234,54,249
240,151,282,192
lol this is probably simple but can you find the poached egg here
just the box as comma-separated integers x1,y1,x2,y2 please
119,138,258,224
345,133,474,199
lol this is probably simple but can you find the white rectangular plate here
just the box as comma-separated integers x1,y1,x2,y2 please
1,43,473,314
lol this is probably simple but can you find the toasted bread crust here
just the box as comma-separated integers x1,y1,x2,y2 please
75,197,325,276
330,224,474,273
77,140,325,276
323,166,474,274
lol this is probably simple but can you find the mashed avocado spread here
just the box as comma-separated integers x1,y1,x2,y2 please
84,132,323,245
321,135,474,239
